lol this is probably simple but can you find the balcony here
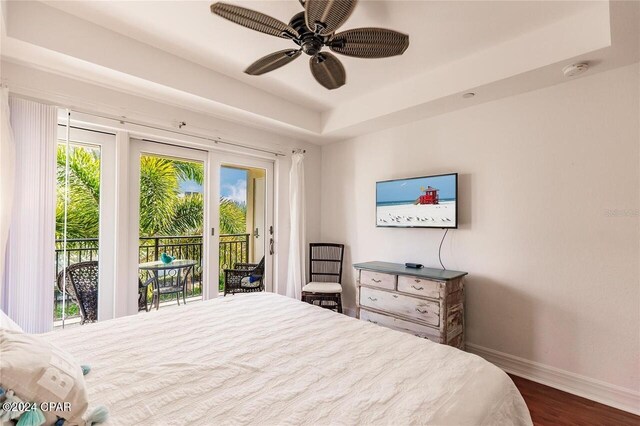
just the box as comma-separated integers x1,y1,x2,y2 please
54,234,249,321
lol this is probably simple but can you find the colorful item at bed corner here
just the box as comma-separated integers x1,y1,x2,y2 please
85,405,109,426
15,406,46,426
0,390,25,421
160,253,175,264
54,418,66,426
0,386,5,397
81,364,91,376
249,275,262,283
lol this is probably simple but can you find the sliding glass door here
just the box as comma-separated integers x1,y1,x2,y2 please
129,140,211,311
126,140,276,314
55,120,116,327
217,154,274,294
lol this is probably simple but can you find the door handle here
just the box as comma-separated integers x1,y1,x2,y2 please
254,228,260,238
269,238,274,255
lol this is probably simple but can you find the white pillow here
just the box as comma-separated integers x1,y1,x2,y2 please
0,309,22,332
0,328,105,425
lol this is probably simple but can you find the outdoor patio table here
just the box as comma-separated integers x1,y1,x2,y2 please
139,259,197,310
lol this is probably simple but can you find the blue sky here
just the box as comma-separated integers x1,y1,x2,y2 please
220,167,247,204
180,166,247,204
377,174,456,203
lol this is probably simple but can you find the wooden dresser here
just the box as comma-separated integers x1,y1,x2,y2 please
354,261,468,349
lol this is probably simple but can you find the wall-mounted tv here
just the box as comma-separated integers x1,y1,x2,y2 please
376,173,458,228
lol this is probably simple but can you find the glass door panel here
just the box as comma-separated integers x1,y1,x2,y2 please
130,140,210,313
218,158,273,294
54,122,115,328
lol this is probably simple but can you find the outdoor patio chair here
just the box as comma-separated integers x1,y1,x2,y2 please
56,261,98,325
138,276,154,312
224,256,265,296
301,243,345,313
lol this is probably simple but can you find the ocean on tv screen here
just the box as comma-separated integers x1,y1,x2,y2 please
376,174,456,227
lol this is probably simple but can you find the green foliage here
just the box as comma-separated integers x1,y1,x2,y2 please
219,198,247,234
54,301,79,319
138,156,181,236
56,145,101,239
56,145,246,240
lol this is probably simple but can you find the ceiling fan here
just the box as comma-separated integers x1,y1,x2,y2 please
210,0,410,90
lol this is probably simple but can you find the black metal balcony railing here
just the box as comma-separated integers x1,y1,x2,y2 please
54,233,249,321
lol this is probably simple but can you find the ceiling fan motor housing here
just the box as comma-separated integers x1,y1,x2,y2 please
290,12,325,56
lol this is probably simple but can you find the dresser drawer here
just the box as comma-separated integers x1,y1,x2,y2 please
397,276,443,299
360,309,441,342
360,287,440,326
359,270,396,290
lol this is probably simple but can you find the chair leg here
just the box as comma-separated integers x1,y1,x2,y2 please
337,294,343,314
183,291,186,305
176,292,180,306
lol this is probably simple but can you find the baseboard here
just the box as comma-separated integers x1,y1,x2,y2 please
466,343,640,415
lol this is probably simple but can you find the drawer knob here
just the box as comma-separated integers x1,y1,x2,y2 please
411,285,424,290
415,307,428,314
371,278,382,283
368,297,378,302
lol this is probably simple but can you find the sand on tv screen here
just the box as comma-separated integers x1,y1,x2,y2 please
376,173,457,228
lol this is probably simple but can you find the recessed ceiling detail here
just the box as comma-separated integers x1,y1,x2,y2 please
1,1,638,144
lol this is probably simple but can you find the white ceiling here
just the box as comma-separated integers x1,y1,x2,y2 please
2,1,638,143
42,0,595,111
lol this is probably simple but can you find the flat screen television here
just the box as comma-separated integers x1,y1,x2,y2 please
376,173,458,228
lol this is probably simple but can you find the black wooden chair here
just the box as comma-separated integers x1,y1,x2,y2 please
224,256,265,296
301,243,345,313
56,261,98,324
138,276,154,312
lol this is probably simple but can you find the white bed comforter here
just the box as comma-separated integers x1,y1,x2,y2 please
45,293,532,426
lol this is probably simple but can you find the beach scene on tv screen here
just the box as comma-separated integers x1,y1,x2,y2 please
376,175,456,227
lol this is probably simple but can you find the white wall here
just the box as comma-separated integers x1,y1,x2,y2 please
320,64,639,395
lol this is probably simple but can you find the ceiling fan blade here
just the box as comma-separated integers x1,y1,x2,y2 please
211,2,299,39
309,52,345,90
305,0,357,36
329,27,409,58
245,49,302,75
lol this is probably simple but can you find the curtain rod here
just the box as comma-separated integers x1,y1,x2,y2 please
69,109,289,157
8,91,310,157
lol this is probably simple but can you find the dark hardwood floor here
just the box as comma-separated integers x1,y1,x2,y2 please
509,374,640,426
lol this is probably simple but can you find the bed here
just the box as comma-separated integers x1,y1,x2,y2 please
43,292,532,425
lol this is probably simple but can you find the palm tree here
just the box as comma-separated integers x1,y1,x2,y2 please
56,146,247,238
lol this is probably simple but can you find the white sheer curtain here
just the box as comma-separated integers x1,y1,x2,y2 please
286,152,306,299
2,96,57,333
0,88,15,305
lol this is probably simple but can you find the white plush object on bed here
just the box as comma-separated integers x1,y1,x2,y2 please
43,292,532,425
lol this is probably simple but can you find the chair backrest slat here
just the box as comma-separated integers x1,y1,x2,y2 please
57,261,99,324
309,243,345,284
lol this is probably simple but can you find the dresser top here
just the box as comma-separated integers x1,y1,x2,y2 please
353,261,468,281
